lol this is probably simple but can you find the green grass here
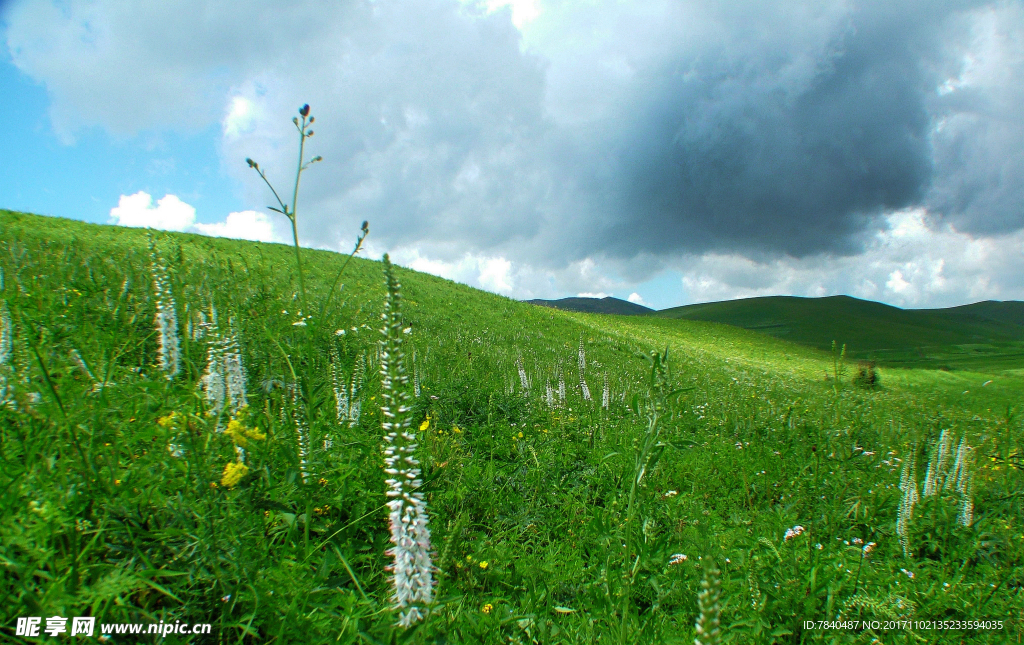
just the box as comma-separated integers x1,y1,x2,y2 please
1,209,1022,644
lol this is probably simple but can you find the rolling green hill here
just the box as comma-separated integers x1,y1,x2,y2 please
658,294,1024,370
527,296,654,316
1,209,1020,644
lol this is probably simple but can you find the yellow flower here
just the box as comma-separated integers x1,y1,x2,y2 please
482,603,493,614
221,462,249,488
419,418,430,431
225,415,266,447
114,479,121,486
453,426,461,433
517,432,523,439
479,561,488,569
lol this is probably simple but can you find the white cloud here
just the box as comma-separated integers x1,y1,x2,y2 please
627,292,646,305
193,210,283,243
677,208,1024,309
467,0,542,29
577,292,609,298
478,257,514,294
389,247,516,295
109,192,196,231
110,192,284,243
223,97,257,139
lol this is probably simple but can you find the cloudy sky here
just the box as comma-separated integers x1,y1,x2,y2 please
2,0,1023,310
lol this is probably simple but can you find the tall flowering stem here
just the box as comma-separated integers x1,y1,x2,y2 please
0,299,12,404
245,104,323,311
379,255,433,627
897,448,919,556
694,565,723,645
578,338,591,401
149,241,180,379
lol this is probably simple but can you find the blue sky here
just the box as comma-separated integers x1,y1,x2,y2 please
0,46,246,230
3,0,1024,310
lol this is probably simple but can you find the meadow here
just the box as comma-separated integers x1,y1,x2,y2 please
1,208,1021,644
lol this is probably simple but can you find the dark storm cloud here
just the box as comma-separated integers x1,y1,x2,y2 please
925,2,1024,237
587,1,981,258
5,0,1023,273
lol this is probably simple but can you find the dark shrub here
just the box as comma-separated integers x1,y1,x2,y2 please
854,361,880,388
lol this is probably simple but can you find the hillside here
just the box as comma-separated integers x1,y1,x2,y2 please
1,209,1019,644
658,294,1024,369
527,296,654,316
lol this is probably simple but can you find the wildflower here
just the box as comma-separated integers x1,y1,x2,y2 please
862,542,876,556
664,490,678,498
225,409,265,448
380,255,433,627
149,242,180,378
347,352,365,427
221,461,249,488
897,448,919,556
482,603,493,614
0,300,10,368
290,383,311,483
516,356,529,395
957,467,974,527
413,349,421,397
900,568,914,579
923,429,950,497
479,561,488,569
578,338,591,401
784,525,804,541
602,373,610,410
694,565,722,645
669,553,687,565
330,347,349,423
201,305,226,415
222,323,248,414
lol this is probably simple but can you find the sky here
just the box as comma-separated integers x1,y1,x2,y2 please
1,0,1023,311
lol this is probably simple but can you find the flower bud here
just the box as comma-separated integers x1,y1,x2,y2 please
299,104,310,117
309,116,315,124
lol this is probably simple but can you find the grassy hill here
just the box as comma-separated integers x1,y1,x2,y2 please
1,209,1020,644
658,295,1024,370
527,296,655,316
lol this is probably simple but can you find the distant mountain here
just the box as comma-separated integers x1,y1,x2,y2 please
526,296,654,316
656,295,1024,360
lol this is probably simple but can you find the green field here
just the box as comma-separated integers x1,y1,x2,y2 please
658,295,1024,371
1,209,1021,644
